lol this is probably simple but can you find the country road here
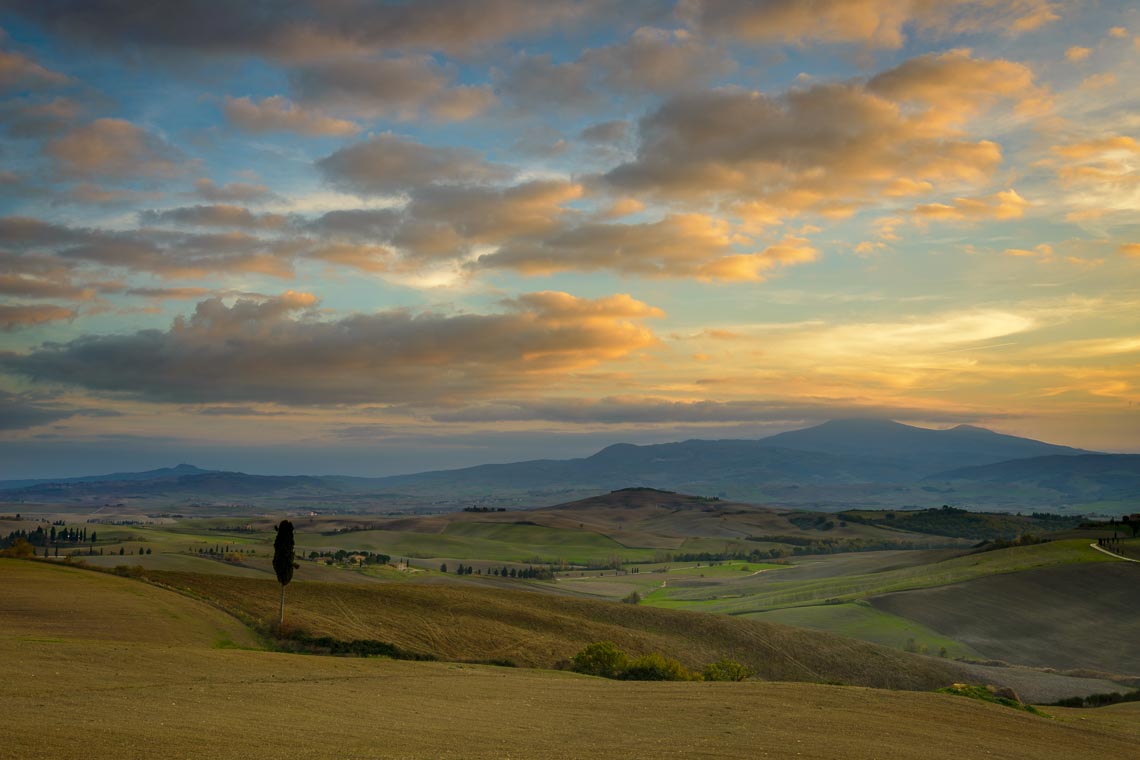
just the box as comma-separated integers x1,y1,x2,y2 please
1089,542,1140,563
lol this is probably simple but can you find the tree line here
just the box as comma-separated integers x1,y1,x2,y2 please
1,525,97,548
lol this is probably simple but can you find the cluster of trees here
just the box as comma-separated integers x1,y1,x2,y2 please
461,506,508,513
841,506,1085,541
975,534,1047,553
440,563,554,579
745,536,956,555
569,641,751,682
197,545,254,556
1051,689,1140,708
1114,516,1140,538
1,525,97,548
307,549,391,566
489,565,553,579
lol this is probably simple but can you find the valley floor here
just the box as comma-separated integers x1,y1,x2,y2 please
3,559,1138,759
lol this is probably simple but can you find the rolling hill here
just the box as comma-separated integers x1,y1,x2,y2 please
871,561,1140,674
7,557,1139,760
0,419,1116,511
759,419,1092,476
926,454,1140,503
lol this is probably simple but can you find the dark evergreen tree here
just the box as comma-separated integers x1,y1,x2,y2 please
273,520,297,627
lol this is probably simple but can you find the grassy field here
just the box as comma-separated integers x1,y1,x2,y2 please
872,561,1140,675
295,521,658,564
641,540,1116,615
744,602,984,660
4,558,1139,760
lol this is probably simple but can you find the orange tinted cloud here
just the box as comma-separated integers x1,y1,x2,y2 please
46,118,183,178
288,56,495,121
317,133,512,195
223,96,360,136
0,303,76,330
0,47,71,91
606,52,1025,218
680,0,1061,48
2,291,664,404
866,48,1049,119
913,189,1029,221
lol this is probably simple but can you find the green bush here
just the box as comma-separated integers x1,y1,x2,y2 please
621,653,695,682
570,642,743,683
702,657,752,682
938,684,1043,715
571,641,629,678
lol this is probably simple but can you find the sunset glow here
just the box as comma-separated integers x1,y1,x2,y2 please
1,1,1138,477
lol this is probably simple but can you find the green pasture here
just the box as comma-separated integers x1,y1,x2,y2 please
641,540,1116,615
296,521,659,564
742,601,983,659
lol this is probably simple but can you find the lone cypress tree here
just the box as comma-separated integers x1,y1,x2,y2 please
273,520,297,628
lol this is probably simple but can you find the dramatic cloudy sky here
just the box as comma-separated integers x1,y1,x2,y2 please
1,1,1138,478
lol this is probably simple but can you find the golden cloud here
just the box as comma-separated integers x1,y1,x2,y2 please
46,118,184,179
288,56,495,121
606,51,1029,218
3,290,664,404
317,133,512,195
866,48,1049,120
912,189,1029,221
474,214,816,282
223,96,360,137
680,0,1062,48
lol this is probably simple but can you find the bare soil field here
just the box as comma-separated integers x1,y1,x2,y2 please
872,562,1140,675
5,558,1137,759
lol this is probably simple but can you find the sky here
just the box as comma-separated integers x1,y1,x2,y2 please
0,0,1138,479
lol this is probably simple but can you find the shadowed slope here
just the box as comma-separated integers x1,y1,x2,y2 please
872,562,1140,674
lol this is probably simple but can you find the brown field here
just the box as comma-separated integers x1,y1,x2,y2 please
3,559,1138,759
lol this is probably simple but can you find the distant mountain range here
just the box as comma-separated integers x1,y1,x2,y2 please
2,419,1135,513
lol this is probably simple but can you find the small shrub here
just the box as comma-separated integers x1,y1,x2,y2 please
938,684,1043,715
571,641,629,678
621,653,695,682
621,590,642,605
703,657,752,682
